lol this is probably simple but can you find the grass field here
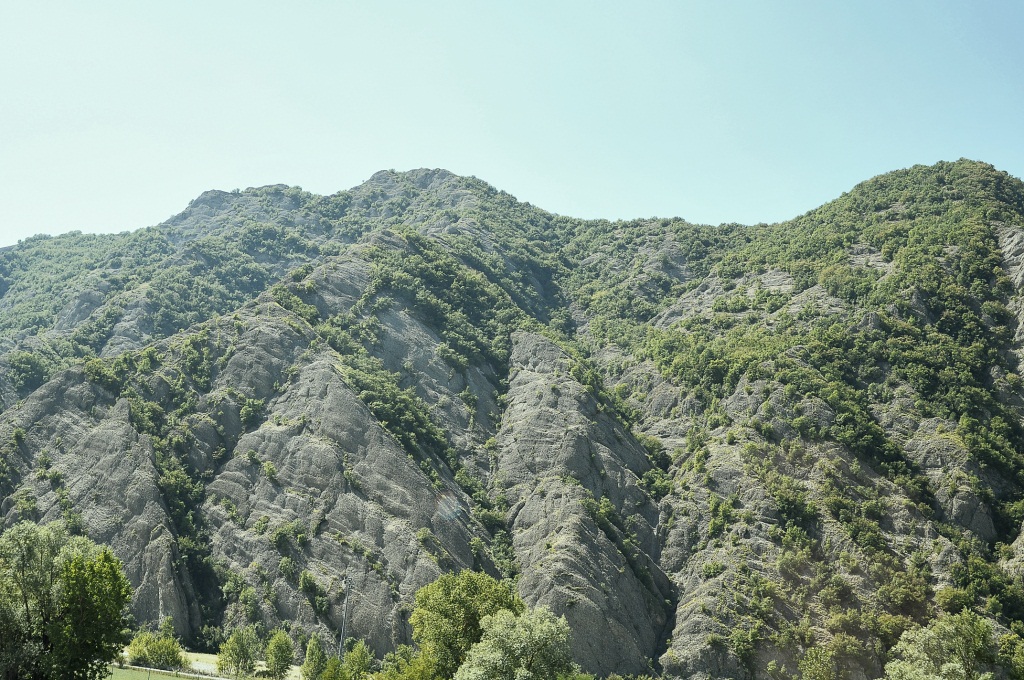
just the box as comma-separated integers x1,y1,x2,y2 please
110,651,301,680
183,652,220,675
110,668,209,680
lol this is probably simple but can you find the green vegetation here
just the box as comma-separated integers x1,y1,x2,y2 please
408,570,525,679
126,619,187,670
109,667,192,680
365,570,580,680
453,606,574,680
264,629,295,680
884,611,997,679
340,641,373,680
4,161,1024,677
0,521,132,680
217,625,260,679
302,635,327,680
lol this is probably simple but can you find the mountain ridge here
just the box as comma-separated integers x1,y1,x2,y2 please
3,159,1024,678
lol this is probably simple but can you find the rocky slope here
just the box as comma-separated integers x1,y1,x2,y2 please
3,161,1024,678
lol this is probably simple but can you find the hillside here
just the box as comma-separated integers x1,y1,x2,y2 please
3,160,1024,678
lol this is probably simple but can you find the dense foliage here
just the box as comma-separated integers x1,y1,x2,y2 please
368,570,581,680
408,570,525,678
125,619,187,670
453,606,575,680
217,625,260,679
0,521,132,680
265,629,296,680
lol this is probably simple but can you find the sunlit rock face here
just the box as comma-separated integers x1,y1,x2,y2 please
4,160,1024,678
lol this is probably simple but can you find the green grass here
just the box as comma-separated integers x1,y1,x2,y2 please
109,667,208,680
109,653,301,680
183,652,220,675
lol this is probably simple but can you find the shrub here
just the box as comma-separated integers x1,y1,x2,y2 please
84,358,121,392
279,556,297,582
299,570,321,597
126,629,186,670
701,561,727,579
935,586,973,614
240,398,265,427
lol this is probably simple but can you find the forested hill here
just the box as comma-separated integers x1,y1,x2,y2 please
3,160,1024,678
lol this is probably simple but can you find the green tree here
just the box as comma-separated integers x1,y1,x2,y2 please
409,570,524,679
126,628,187,669
218,625,260,679
453,607,574,680
884,611,997,680
799,646,838,680
302,635,328,680
342,640,373,679
370,644,439,680
322,656,344,680
266,629,296,680
0,520,132,680
0,583,39,679
7,350,50,392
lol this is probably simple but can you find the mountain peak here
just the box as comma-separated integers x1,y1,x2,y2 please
3,160,1024,678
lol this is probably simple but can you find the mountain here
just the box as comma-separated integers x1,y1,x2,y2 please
2,161,1024,678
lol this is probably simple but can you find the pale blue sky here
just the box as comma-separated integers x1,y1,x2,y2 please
2,1,1022,247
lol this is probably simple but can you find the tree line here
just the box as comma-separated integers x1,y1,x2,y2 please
5,518,1024,678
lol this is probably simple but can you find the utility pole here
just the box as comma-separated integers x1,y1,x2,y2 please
338,578,350,659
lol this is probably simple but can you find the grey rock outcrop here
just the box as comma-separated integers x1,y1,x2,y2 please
495,332,673,676
4,161,1024,679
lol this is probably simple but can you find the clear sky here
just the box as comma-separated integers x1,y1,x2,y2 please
2,1,1023,247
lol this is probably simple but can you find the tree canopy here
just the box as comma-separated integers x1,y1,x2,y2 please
265,629,295,680
369,571,580,680
217,625,260,679
884,611,997,680
409,570,524,679
453,606,575,680
302,635,327,680
0,521,131,680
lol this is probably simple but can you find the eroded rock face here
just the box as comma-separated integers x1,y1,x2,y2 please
4,162,1024,679
903,419,998,543
0,372,202,635
0,300,491,652
202,349,478,656
495,333,672,676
